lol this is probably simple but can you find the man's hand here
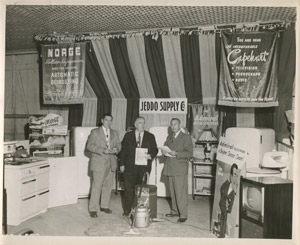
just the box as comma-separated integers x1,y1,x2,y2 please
169,151,177,157
161,150,167,155
120,166,125,172
103,148,111,154
145,154,152,160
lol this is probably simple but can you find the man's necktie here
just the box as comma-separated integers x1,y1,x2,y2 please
105,129,110,148
172,133,176,143
137,133,141,147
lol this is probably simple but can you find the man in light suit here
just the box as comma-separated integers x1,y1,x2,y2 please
86,113,121,218
120,117,158,219
162,118,193,223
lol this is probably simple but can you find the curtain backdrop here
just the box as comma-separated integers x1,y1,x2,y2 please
92,40,124,98
68,104,83,129
85,42,112,125
274,27,296,141
126,35,156,98
199,34,218,104
180,33,202,104
162,35,186,98
144,35,170,98
109,38,140,129
82,78,97,127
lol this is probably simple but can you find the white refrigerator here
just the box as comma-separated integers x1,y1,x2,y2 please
149,126,170,197
70,127,96,198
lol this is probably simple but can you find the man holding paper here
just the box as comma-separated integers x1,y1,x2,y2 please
120,117,158,218
162,118,193,223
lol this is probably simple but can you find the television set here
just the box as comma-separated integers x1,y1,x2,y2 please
240,177,293,239
242,182,265,223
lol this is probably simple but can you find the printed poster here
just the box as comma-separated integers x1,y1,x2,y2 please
218,31,279,107
42,43,86,104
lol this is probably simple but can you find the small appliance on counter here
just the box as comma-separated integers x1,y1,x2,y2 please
3,140,32,166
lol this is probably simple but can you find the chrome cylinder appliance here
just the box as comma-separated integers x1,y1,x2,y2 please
134,205,150,228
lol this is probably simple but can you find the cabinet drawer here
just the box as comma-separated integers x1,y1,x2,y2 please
37,170,50,192
20,193,37,220
36,189,49,212
20,178,37,197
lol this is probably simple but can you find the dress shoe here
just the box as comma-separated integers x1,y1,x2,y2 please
123,214,132,225
165,213,179,217
177,218,187,223
89,211,98,218
100,208,112,214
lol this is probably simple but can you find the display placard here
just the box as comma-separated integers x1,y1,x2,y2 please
139,98,187,114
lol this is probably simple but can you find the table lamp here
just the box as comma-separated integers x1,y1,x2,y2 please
196,126,218,162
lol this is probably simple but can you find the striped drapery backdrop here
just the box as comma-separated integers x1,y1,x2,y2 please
69,29,295,140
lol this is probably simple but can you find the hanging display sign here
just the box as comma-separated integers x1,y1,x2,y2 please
218,31,279,107
41,43,86,104
139,98,187,114
216,136,247,169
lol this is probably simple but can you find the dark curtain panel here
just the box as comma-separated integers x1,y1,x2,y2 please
96,99,112,126
86,42,112,125
109,38,140,129
274,27,296,141
219,106,237,135
181,34,202,132
68,104,84,129
255,107,275,129
144,35,170,98
215,33,222,86
180,34,202,104
109,38,140,98
126,99,140,129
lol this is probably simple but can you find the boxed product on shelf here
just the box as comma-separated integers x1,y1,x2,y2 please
195,178,214,195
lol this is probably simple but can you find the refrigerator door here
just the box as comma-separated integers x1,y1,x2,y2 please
48,157,78,208
70,127,96,197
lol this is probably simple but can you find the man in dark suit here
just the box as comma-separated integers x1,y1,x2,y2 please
86,114,121,218
120,117,158,218
219,163,238,238
162,118,193,223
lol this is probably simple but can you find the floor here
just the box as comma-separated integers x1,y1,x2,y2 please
7,193,216,238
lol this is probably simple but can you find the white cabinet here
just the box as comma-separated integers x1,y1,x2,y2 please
5,159,50,226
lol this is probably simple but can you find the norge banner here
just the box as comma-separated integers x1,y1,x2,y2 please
218,32,279,107
42,43,86,104
139,98,187,114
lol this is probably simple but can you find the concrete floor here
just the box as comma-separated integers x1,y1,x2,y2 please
7,193,216,237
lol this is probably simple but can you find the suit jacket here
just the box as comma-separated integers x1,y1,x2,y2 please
120,130,158,173
86,127,121,172
219,180,235,214
163,131,193,176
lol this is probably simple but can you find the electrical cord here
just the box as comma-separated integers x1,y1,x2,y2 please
162,217,211,232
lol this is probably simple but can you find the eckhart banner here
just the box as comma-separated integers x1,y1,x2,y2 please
218,32,279,107
139,98,187,114
42,43,86,104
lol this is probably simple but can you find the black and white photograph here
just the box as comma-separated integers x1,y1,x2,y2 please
0,0,299,244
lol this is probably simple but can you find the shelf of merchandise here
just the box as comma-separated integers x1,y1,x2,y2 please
191,159,216,199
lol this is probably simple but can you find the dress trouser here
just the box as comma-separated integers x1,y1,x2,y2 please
89,164,114,212
168,175,188,219
123,166,148,215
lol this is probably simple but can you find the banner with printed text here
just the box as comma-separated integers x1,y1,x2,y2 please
139,98,187,114
42,43,86,104
218,32,279,107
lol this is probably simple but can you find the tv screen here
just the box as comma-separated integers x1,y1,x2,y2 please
244,186,263,214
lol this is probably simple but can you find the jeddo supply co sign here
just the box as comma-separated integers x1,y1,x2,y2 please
139,98,187,114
